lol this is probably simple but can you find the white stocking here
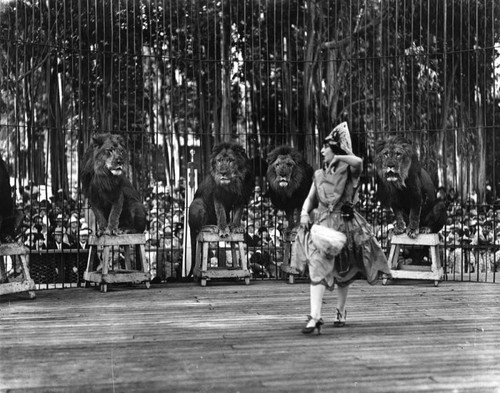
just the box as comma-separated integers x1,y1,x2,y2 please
308,284,326,326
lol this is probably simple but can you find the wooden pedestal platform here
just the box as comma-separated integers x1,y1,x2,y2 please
193,227,250,287
84,234,151,292
280,228,302,284
0,243,35,299
383,233,444,286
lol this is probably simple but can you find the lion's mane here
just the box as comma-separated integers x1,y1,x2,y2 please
265,145,314,227
374,135,446,237
80,133,146,235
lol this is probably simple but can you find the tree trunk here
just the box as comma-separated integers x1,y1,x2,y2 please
47,55,68,198
303,0,318,167
438,63,458,188
219,0,232,143
281,37,297,147
476,108,486,203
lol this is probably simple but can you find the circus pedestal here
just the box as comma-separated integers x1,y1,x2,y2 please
84,234,151,293
0,243,36,299
383,233,444,287
193,226,250,287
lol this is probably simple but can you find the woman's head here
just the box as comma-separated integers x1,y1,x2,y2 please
321,143,335,165
321,143,346,164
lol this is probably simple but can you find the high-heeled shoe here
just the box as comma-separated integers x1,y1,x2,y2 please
333,308,346,327
302,315,324,335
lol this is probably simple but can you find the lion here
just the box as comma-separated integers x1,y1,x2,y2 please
80,133,146,236
0,155,18,243
374,135,447,238
265,145,314,230
0,155,23,283
189,142,254,237
188,142,254,275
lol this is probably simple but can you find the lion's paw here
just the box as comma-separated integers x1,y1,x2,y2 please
393,225,406,235
230,225,245,234
218,227,231,238
420,227,432,234
2,235,14,243
406,227,420,238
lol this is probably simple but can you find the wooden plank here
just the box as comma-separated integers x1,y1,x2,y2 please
84,271,150,284
0,279,35,295
88,234,146,246
0,243,29,256
197,232,245,242
399,264,432,271
387,244,400,269
390,233,441,246
390,269,442,281
200,269,250,279
1,281,499,392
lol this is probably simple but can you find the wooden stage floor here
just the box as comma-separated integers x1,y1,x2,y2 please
1,279,499,393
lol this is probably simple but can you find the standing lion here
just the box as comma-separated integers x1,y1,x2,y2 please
374,135,447,238
80,133,146,236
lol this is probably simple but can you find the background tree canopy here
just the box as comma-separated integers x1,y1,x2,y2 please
0,0,499,203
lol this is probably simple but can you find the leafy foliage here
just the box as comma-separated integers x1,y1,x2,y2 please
0,0,498,201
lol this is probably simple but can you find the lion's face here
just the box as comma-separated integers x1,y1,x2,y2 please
93,134,127,177
375,137,413,188
269,155,296,189
211,146,246,188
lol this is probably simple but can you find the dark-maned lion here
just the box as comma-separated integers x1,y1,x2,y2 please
0,155,22,244
265,146,314,229
189,142,255,239
81,133,146,236
0,155,23,282
374,135,447,238
188,142,254,276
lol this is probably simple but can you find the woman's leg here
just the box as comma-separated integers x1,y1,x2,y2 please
336,284,349,316
306,283,326,327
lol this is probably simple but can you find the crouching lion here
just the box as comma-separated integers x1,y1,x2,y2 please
374,135,447,238
80,133,146,236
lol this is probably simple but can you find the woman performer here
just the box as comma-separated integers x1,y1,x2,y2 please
292,122,391,335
